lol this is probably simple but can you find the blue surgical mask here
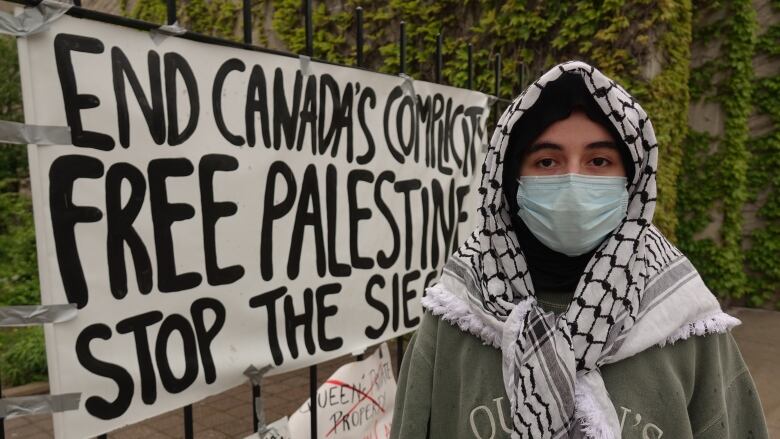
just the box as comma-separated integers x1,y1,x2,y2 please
515,174,629,256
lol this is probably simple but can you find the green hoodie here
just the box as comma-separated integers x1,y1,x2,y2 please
391,300,768,439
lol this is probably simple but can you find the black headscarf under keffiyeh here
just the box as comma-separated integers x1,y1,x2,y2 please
503,72,635,294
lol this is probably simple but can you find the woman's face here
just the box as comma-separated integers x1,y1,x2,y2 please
517,110,627,178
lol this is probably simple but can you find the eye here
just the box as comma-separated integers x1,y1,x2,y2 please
590,157,612,167
536,158,556,168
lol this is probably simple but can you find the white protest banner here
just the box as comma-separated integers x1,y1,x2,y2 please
289,344,395,439
16,10,489,438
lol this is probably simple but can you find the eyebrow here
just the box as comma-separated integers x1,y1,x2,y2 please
526,140,618,154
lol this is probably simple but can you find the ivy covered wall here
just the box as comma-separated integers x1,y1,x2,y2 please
745,0,780,308
680,0,779,308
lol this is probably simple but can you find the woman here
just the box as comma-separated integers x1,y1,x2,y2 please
390,61,768,439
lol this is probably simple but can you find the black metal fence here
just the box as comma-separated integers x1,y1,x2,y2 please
0,0,509,437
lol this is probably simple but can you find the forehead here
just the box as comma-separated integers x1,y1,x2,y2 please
530,111,616,151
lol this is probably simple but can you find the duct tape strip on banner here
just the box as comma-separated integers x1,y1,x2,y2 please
0,0,71,37
298,55,312,78
0,393,81,419
399,73,416,97
0,120,71,145
150,21,187,45
0,304,78,327
243,364,273,385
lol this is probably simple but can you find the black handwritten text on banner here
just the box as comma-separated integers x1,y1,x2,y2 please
17,14,488,438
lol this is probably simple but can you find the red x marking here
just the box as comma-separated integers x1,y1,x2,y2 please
324,375,386,437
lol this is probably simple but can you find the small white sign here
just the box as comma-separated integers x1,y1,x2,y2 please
243,416,291,439
289,344,396,439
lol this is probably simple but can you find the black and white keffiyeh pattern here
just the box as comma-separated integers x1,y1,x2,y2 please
421,61,740,439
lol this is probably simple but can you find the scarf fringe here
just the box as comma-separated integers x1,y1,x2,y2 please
660,311,741,347
421,285,502,348
574,392,619,439
574,371,621,439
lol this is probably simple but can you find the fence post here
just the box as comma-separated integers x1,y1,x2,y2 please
252,383,261,432
395,19,409,375
243,0,252,44
467,43,473,90
435,33,443,83
304,0,313,57
169,6,191,438
168,1,191,432
356,6,364,67
300,1,316,435
0,374,4,439
399,21,406,74
240,34,255,438
494,53,501,127
166,0,176,25
396,338,404,375
309,365,317,438
494,54,501,99
519,62,526,90
184,404,193,439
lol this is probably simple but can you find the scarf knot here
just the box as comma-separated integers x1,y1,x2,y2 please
502,300,579,438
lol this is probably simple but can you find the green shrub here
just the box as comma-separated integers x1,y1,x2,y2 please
0,188,40,308
0,327,48,387
0,35,45,388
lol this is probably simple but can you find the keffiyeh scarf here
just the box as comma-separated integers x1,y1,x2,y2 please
421,61,740,439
